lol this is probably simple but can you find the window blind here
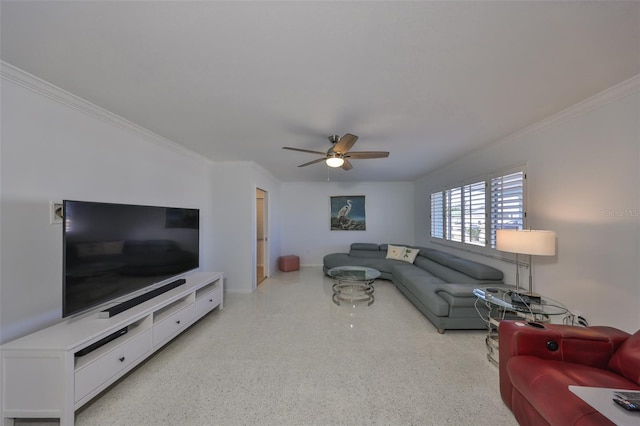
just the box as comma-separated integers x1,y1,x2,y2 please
446,187,462,242
430,192,444,239
464,181,486,246
490,170,525,248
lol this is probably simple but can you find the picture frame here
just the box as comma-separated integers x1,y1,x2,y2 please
330,195,366,230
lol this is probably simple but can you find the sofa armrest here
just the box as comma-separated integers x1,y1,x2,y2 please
436,283,514,297
434,283,476,297
499,320,629,369
498,320,630,409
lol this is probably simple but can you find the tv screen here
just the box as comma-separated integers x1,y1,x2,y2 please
62,200,199,317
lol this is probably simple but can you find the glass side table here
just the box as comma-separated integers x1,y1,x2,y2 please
473,287,568,366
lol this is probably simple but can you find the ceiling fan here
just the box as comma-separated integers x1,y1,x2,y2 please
282,133,389,170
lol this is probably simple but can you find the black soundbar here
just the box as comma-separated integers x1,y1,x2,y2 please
75,326,128,357
99,278,187,319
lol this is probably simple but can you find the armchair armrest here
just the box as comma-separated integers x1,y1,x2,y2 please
499,320,630,369
498,320,630,409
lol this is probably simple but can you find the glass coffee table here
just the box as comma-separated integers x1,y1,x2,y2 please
328,266,381,306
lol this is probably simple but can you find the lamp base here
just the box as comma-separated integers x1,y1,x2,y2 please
510,291,542,307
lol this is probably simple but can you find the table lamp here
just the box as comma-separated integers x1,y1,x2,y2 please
496,229,556,298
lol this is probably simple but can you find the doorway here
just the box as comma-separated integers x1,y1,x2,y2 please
256,188,268,285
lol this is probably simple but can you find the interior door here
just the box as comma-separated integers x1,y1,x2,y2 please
256,188,267,285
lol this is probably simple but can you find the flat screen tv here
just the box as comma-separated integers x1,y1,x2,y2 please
62,200,199,317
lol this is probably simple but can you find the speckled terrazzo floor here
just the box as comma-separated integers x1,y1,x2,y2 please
16,266,517,426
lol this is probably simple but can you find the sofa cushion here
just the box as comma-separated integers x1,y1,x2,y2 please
380,243,409,252
419,248,451,263
390,263,442,286
386,244,406,260
413,256,435,272
384,245,420,264
350,243,380,251
446,257,503,280
401,247,420,263
609,330,640,385
508,356,640,426
417,249,503,281
324,253,399,275
349,250,386,259
414,257,482,284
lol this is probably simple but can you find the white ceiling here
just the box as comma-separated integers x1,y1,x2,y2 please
1,1,639,182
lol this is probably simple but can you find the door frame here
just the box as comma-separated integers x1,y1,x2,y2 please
256,187,269,286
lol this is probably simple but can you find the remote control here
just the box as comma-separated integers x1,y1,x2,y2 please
613,397,639,411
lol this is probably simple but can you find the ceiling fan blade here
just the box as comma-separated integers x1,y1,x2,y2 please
283,147,327,155
345,151,390,159
332,133,358,154
297,158,326,167
341,159,353,170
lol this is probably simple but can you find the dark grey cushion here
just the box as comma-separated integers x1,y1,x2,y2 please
350,243,380,251
419,248,503,281
445,257,503,280
390,262,444,287
349,250,386,259
323,253,396,274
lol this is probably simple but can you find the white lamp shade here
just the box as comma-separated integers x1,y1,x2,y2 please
496,229,556,256
325,156,344,168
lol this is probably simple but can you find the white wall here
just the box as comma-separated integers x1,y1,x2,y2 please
0,66,218,343
209,161,283,293
281,181,415,265
414,78,640,332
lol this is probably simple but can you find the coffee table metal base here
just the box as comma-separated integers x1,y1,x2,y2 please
332,280,375,306
327,266,381,307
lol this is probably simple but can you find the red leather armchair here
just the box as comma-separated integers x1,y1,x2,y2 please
499,320,640,425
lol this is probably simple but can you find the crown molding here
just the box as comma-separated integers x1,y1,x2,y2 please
0,61,213,164
501,73,640,146
419,73,640,181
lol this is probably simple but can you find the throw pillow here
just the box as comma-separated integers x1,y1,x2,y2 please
386,244,406,260
401,247,420,264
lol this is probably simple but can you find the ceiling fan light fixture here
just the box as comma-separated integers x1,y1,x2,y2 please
325,155,344,168
283,133,388,170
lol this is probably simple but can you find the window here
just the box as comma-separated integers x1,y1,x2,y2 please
429,166,526,252
489,169,525,248
446,187,461,242
463,181,485,246
430,192,443,239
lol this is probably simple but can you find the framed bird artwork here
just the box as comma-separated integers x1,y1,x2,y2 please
330,195,366,231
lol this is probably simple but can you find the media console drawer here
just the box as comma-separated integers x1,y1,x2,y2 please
195,285,222,318
153,304,196,346
74,329,152,402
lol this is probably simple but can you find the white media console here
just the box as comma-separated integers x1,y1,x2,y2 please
1,271,223,426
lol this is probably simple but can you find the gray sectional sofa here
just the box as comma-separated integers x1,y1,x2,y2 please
323,243,511,333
